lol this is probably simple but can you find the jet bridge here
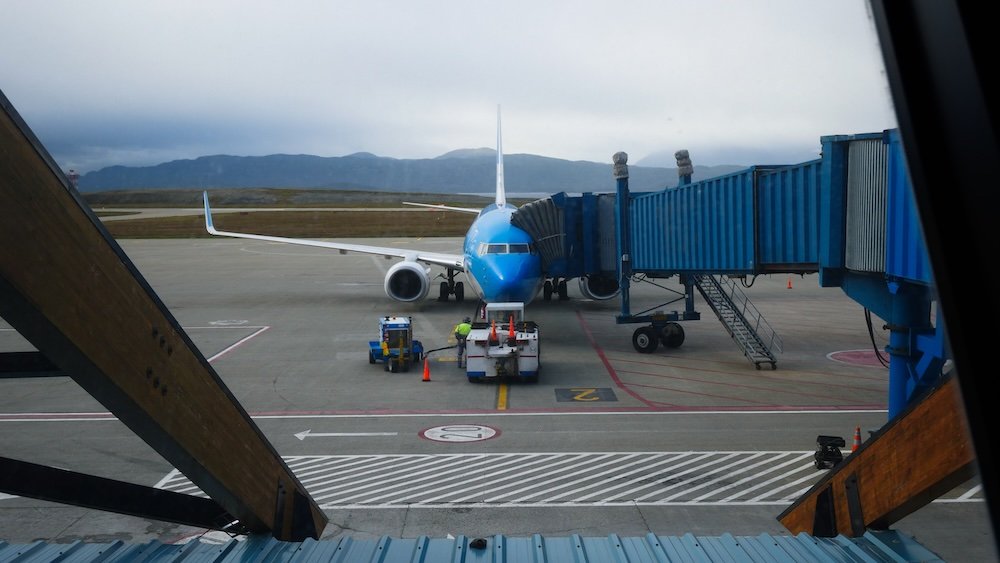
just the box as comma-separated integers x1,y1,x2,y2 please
609,130,946,394
512,191,620,301
609,130,966,541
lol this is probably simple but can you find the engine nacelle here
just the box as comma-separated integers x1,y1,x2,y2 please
384,261,431,302
578,274,620,300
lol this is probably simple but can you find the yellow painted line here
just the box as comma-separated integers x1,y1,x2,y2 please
496,383,509,411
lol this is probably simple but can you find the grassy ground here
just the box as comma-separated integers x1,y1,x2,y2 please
83,187,523,208
88,187,541,238
103,209,477,238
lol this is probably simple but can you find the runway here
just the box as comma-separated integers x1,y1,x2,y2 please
0,238,994,561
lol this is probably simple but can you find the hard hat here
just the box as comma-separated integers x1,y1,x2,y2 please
464,317,471,323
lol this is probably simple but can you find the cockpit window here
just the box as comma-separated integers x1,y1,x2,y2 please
478,242,534,255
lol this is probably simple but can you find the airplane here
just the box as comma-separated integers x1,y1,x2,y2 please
202,107,620,306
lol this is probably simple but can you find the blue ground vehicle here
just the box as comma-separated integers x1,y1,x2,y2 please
368,315,424,373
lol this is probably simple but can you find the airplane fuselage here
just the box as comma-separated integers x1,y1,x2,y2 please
462,203,543,305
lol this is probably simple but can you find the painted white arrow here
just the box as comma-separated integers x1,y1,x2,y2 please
295,429,398,440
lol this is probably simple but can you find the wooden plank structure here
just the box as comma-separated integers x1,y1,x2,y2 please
0,90,327,540
779,373,976,536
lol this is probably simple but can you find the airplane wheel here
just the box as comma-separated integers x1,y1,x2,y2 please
632,327,659,353
558,279,568,300
660,322,685,348
543,280,553,301
439,281,449,301
455,282,465,302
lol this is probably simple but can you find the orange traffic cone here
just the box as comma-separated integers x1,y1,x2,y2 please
490,320,498,343
422,357,431,382
508,315,515,339
787,276,793,289
851,425,862,452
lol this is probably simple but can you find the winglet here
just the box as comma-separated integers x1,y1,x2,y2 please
203,191,218,235
495,105,506,208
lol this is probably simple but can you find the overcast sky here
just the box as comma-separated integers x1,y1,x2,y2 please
1,1,896,174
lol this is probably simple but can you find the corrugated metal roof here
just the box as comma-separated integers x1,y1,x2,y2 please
0,531,943,562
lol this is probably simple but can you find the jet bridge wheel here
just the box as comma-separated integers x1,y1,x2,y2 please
660,322,685,348
632,326,659,353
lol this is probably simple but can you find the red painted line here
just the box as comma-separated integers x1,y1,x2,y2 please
1,403,888,422
622,380,775,405
615,367,883,405
0,412,116,421
575,310,657,408
609,355,888,384
615,358,886,391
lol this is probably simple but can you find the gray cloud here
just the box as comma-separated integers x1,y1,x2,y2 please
1,0,896,173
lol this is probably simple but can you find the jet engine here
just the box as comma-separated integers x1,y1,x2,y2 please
384,261,431,302
578,274,620,300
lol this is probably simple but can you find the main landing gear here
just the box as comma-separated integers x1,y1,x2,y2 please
631,321,685,354
542,278,568,301
438,268,465,302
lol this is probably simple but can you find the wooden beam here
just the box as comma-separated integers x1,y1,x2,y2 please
0,457,240,532
0,90,326,540
778,373,976,536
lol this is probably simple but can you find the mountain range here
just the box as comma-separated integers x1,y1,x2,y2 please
76,150,745,194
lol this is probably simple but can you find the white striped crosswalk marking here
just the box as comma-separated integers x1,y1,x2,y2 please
153,452,984,508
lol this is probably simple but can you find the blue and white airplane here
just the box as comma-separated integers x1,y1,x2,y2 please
203,108,618,306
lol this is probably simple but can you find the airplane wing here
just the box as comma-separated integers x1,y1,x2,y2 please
202,192,465,271
402,201,482,214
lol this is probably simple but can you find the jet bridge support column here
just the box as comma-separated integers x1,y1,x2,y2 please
613,151,631,318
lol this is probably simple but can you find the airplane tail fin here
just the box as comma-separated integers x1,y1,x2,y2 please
496,105,506,208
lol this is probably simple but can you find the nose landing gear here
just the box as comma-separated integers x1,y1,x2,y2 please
438,268,465,302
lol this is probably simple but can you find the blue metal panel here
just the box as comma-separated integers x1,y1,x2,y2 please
757,160,823,268
0,531,944,562
629,168,757,273
542,192,617,280
885,129,934,285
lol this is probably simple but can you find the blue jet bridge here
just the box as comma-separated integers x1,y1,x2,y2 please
526,129,944,421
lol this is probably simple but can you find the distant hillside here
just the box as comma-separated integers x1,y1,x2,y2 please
78,151,745,193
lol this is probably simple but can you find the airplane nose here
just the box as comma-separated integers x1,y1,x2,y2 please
484,256,540,303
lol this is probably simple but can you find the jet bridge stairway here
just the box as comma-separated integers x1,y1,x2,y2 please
691,274,782,369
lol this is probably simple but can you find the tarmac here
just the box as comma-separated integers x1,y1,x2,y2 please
0,237,995,561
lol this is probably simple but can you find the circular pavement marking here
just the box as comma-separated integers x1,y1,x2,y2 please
419,424,500,443
828,349,888,368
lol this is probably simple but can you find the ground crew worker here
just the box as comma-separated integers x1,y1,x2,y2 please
453,316,472,368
